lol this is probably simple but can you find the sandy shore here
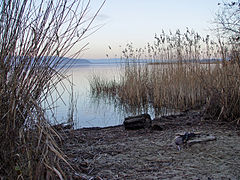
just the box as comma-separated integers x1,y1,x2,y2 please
59,110,240,179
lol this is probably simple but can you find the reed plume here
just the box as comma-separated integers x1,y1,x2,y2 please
0,0,105,178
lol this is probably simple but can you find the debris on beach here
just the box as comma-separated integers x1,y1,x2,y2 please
124,114,152,130
52,121,74,131
174,132,216,150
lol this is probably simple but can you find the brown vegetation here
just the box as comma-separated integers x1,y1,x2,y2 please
90,30,240,125
0,0,105,179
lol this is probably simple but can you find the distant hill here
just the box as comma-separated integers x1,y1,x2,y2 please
61,57,164,65
61,57,91,65
88,58,123,64
88,58,151,64
59,57,223,66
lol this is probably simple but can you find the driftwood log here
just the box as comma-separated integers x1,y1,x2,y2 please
187,135,216,145
52,122,74,131
124,114,152,130
174,132,216,150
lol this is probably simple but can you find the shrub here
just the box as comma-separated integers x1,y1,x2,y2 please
0,0,105,178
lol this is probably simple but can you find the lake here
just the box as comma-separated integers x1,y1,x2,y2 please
48,59,209,129
47,62,127,129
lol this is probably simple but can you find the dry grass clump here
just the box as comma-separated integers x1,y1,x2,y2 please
149,63,207,111
89,75,120,98
204,63,240,123
121,29,224,62
90,30,240,125
0,0,105,178
90,63,209,115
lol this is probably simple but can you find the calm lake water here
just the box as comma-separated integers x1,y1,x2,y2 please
47,63,127,129
48,60,209,128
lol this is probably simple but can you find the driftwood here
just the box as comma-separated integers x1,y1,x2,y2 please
174,132,216,150
52,122,74,131
124,114,152,130
187,135,216,145
151,123,163,131
175,132,202,137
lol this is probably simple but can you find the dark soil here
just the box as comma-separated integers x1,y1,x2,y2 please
59,110,240,180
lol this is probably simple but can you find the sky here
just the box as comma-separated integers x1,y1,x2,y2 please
71,0,224,59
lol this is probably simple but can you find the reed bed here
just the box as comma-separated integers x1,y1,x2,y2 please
90,30,240,125
0,0,105,179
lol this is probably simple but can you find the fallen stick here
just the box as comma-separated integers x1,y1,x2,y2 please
174,132,216,150
187,135,216,145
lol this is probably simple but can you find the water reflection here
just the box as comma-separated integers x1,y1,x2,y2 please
49,64,125,129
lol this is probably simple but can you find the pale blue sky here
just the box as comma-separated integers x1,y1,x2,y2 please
73,0,224,59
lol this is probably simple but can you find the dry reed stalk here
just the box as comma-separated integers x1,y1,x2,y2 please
0,0,105,179
90,30,240,124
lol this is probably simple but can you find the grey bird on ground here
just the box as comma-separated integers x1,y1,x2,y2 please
174,136,184,151
174,132,197,150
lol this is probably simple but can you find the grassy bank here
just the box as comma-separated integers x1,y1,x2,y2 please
90,30,240,125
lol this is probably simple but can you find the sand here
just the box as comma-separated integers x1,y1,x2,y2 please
59,110,240,180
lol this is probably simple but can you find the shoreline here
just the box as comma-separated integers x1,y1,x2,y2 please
59,110,240,179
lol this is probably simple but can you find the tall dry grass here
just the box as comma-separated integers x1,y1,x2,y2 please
90,30,240,125
204,63,240,123
0,0,105,179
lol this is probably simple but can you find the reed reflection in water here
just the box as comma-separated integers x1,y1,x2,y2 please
48,64,125,129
